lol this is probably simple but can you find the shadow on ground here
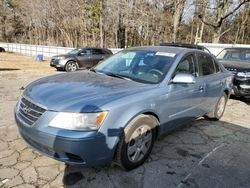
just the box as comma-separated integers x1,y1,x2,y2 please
62,119,250,188
0,68,20,71
230,95,250,105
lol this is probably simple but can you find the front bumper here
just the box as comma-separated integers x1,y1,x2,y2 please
50,59,67,68
15,110,114,166
233,77,250,97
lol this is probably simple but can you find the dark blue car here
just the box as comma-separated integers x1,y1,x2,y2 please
15,46,232,170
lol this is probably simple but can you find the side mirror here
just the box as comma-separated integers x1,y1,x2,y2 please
172,73,195,84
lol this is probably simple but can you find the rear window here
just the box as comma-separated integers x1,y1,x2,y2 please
217,49,250,61
92,49,105,55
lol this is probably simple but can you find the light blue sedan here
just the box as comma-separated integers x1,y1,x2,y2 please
15,46,232,170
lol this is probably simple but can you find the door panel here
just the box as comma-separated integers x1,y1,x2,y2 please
89,49,106,67
76,49,93,68
162,78,205,131
197,52,224,112
203,75,224,111
159,54,205,133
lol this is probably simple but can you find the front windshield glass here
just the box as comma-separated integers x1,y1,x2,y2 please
94,50,177,84
217,49,250,62
67,48,82,55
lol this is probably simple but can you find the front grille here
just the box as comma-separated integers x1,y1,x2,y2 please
17,97,46,126
51,59,59,65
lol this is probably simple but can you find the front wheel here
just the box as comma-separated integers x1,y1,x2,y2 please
114,115,158,170
65,61,78,72
205,92,228,120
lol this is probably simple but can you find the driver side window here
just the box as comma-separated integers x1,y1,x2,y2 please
175,54,198,77
79,50,91,56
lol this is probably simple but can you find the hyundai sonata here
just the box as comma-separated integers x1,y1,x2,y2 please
15,46,232,170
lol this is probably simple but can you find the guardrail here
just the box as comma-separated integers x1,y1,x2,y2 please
0,42,250,57
0,42,122,58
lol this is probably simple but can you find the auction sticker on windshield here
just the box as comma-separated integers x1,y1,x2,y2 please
155,52,176,57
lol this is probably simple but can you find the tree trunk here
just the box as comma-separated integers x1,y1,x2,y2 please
212,27,222,43
173,0,186,42
99,0,104,48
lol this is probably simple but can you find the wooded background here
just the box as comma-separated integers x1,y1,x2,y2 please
0,0,250,48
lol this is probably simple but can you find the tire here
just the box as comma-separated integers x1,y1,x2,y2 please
0,47,5,52
205,92,228,120
114,114,158,170
65,61,78,72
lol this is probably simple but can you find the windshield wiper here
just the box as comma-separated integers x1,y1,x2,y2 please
105,72,131,81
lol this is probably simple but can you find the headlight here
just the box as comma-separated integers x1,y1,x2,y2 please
57,56,65,60
49,112,108,131
237,72,250,78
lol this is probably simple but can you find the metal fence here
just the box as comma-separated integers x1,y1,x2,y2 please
0,42,122,58
0,42,250,58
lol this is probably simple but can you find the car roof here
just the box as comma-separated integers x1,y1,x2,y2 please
124,46,201,54
159,43,205,49
77,47,109,50
223,48,250,51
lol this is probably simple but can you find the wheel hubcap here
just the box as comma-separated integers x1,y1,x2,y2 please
67,63,77,71
127,125,152,163
217,96,226,117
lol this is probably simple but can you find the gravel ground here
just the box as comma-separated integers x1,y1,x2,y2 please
0,53,250,188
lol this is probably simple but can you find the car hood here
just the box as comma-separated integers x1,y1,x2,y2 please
23,71,156,112
219,60,250,72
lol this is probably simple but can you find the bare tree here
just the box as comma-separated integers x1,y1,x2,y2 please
198,0,250,43
172,0,186,42
1,0,250,46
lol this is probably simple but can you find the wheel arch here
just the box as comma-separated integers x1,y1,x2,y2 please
112,111,160,167
65,59,78,67
142,112,160,139
64,59,79,71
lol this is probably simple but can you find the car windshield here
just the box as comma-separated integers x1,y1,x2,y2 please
93,50,177,84
67,48,82,55
217,49,250,62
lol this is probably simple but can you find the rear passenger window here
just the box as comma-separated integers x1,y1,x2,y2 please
92,49,105,55
197,53,215,76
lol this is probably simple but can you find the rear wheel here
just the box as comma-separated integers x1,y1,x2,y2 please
114,115,158,170
205,92,228,120
65,61,78,72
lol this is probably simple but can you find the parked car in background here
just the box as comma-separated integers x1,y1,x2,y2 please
217,48,250,100
50,47,113,72
15,46,232,170
0,47,5,52
159,42,212,54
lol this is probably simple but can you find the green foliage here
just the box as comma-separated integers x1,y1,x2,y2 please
80,0,102,21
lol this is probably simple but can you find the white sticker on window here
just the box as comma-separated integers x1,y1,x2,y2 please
155,52,176,57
